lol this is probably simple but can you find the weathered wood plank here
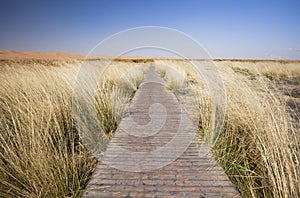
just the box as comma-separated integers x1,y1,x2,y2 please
83,66,240,197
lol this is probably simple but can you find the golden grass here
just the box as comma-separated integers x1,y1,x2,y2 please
1,57,299,197
0,59,147,197
155,59,300,197
96,61,147,136
223,60,300,81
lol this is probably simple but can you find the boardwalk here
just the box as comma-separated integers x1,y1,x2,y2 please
83,66,240,197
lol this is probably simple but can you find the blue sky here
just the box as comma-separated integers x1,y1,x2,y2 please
0,0,299,59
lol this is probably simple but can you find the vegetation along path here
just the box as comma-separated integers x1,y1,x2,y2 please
83,66,240,197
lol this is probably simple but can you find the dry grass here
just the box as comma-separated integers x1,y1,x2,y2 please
155,60,187,92
155,59,300,197
223,60,300,82
0,59,147,197
96,61,147,136
155,60,203,125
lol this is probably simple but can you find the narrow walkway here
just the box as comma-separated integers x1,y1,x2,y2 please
83,66,240,197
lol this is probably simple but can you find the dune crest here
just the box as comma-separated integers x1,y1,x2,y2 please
0,50,84,60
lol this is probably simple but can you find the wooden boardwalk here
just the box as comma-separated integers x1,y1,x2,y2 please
83,67,240,198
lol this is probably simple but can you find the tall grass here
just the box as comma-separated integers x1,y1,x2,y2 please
156,61,187,92
0,59,146,197
155,59,300,197
95,61,147,136
223,60,300,82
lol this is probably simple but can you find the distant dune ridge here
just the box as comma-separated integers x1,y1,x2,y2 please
0,50,155,60
0,50,84,60
1,50,300,62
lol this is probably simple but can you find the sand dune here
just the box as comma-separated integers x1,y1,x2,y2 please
0,50,84,60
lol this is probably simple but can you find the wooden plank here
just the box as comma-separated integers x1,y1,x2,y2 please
83,66,240,197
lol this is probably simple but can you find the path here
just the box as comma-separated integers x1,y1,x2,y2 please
83,66,240,197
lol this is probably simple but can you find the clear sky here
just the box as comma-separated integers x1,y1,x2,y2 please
0,0,299,59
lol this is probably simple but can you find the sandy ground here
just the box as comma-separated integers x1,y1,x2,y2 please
0,50,84,60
